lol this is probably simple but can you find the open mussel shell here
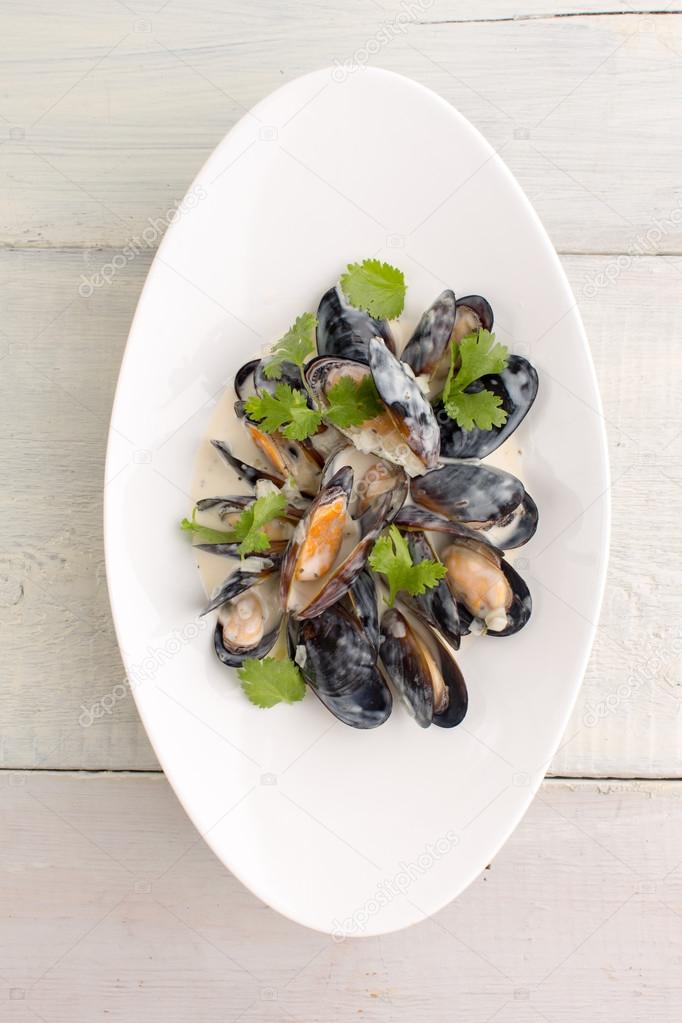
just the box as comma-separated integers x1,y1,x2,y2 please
214,620,280,668
320,445,408,522
235,358,306,402
200,563,277,616
211,439,285,490
379,608,467,729
344,568,380,652
411,463,526,532
289,603,392,729
368,337,440,472
316,285,395,363
455,295,494,335
235,402,323,498
305,354,436,478
210,571,282,667
442,536,531,638
281,466,395,620
192,496,301,560
436,355,539,460
401,289,456,378
403,531,461,650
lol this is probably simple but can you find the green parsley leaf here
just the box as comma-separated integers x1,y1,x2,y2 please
262,312,317,380
340,259,406,320
369,525,446,607
238,657,307,709
245,383,323,441
181,492,287,557
442,329,509,432
324,375,384,429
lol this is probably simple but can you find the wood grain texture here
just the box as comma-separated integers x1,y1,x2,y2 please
1,772,681,1021
1,2,682,252
1,247,679,774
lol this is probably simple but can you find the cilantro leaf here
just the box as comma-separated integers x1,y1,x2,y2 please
324,375,384,429
369,525,446,607
181,492,287,557
442,329,510,432
245,383,323,441
180,515,235,545
262,312,317,380
238,657,307,708
340,259,406,320
228,492,287,556
444,388,507,432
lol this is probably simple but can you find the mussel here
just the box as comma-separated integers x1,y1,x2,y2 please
192,494,300,560
235,403,323,497
202,565,283,666
280,466,394,619
320,445,408,522
290,602,392,728
442,536,531,637
235,357,306,402
306,353,438,477
436,355,538,460
410,462,538,548
401,289,457,379
379,608,467,728
316,285,395,363
403,531,461,650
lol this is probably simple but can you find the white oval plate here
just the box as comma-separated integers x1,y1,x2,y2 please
105,68,609,936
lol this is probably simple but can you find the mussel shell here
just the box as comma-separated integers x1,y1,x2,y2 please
196,495,304,522
445,543,531,638
404,531,461,650
393,504,502,550
411,463,525,529
484,492,538,550
234,359,261,400
235,403,324,495
235,358,306,402
456,295,494,332
320,446,408,521
316,285,395,363
344,568,380,652
368,337,440,471
436,355,538,460
290,604,392,729
213,620,280,668
401,290,456,377
211,439,285,490
379,608,468,728
201,564,276,616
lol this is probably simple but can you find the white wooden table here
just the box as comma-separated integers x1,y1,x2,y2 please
2,1,682,1018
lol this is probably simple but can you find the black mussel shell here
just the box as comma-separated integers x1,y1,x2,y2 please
436,355,538,460
234,359,261,400
484,492,538,550
483,559,532,638
404,531,461,650
368,337,440,471
379,608,468,728
456,295,494,332
411,463,525,530
344,568,380,652
214,620,280,668
290,604,392,729
201,564,276,616
210,439,285,490
316,285,395,363
401,290,456,377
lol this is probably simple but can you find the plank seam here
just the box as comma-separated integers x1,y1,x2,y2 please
417,9,682,25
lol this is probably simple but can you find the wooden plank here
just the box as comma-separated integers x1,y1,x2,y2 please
0,4,681,252
1,772,681,1020
0,247,679,775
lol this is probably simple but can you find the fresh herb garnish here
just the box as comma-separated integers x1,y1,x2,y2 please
340,258,406,320
245,383,323,441
246,375,385,441
323,375,383,429
442,330,509,432
238,656,307,708
180,492,287,557
369,525,446,607
262,312,317,380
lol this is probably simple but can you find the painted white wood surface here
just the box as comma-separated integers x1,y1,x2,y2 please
1,773,682,1021
2,248,679,775
1,3,682,253
2,2,681,1015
